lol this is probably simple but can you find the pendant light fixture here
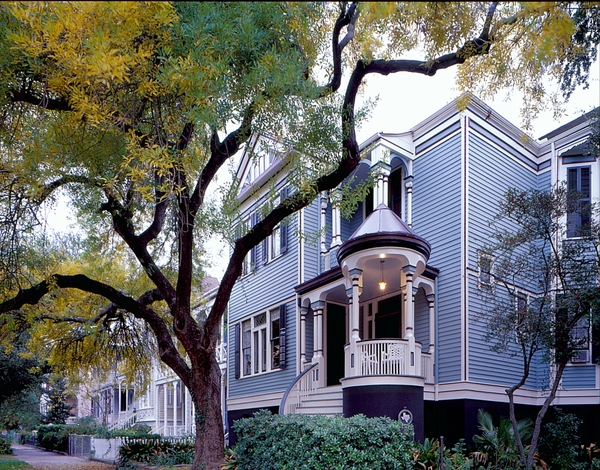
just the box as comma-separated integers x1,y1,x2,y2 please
379,259,387,291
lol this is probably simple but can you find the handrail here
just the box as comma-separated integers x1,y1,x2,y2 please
279,362,318,415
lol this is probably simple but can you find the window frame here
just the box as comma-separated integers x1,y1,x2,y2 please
566,165,591,238
236,305,286,378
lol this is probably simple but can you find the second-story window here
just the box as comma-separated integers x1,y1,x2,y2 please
389,168,403,217
567,166,591,238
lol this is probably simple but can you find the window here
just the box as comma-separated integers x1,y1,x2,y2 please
270,309,281,369
556,295,595,364
515,292,528,340
235,305,286,378
388,168,403,217
242,320,251,375
237,213,258,276
261,189,289,263
567,166,591,238
478,252,493,285
571,316,590,363
364,187,374,218
244,148,279,187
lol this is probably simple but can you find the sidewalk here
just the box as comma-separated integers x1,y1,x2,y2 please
11,444,115,469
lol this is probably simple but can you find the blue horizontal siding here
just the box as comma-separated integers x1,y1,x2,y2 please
467,131,541,387
303,201,320,281
413,133,462,383
562,365,597,389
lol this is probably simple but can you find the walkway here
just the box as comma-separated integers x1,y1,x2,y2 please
11,445,114,469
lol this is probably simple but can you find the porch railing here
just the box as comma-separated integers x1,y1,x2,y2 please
353,339,432,381
421,353,434,384
107,410,137,431
279,362,319,415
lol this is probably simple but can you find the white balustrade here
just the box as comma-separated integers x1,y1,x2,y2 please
350,339,430,380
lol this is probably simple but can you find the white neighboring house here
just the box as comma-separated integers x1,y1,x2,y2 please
76,276,227,436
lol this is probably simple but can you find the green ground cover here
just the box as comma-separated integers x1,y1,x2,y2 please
0,455,32,470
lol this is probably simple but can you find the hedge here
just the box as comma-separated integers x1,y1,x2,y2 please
233,410,414,470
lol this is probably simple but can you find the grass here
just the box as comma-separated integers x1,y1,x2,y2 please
0,454,32,469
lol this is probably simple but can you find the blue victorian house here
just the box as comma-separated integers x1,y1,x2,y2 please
226,95,599,444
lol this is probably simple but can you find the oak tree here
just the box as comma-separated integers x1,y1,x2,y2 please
0,2,597,468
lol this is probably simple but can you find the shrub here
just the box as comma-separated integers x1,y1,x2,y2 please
36,424,72,452
472,409,532,469
0,435,13,455
538,408,586,470
233,410,414,470
118,436,194,466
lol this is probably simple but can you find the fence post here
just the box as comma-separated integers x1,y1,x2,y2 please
439,435,444,470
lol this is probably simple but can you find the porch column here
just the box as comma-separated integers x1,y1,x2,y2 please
348,269,362,341
300,306,308,364
174,381,178,435
311,301,325,387
375,166,390,207
426,294,435,355
155,385,159,432
346,269,362,377
320,194,330,270
331,191,342,248
118,382,122,418
312,301,324,359
405,175,414,227
163,383,168,435
184,386,189,433
403,266,416,375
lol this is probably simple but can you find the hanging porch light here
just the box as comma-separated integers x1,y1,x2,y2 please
379,259,387,291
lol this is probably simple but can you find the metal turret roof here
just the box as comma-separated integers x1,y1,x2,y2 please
337,204,431,262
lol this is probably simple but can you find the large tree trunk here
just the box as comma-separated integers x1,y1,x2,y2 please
190,353,225,470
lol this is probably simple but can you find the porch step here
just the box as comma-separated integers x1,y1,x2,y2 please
295,385,343,416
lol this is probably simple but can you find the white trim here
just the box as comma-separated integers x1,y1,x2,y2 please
460,115,468,382
423,380,600,406
341,375,425,388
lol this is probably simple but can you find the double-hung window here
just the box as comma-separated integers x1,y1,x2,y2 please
261,188,289,264
567,166,591,238
234,305,287,378
571,316,591,363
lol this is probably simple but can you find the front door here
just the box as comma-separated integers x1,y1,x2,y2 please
326,302,346,386
376,295,402,338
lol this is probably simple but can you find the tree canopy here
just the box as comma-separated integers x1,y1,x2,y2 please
0,2,598,468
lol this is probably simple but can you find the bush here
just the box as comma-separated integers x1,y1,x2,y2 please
233,410,414,470
36,424,72,452
538,408,586,470
118,436,194,466
0,435,13,455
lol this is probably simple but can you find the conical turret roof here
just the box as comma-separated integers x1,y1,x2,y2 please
337,204,431,262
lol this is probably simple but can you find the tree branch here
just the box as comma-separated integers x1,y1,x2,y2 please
316,2,358,97
0,275,190,382
9,88,72,111
101,194,177,310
